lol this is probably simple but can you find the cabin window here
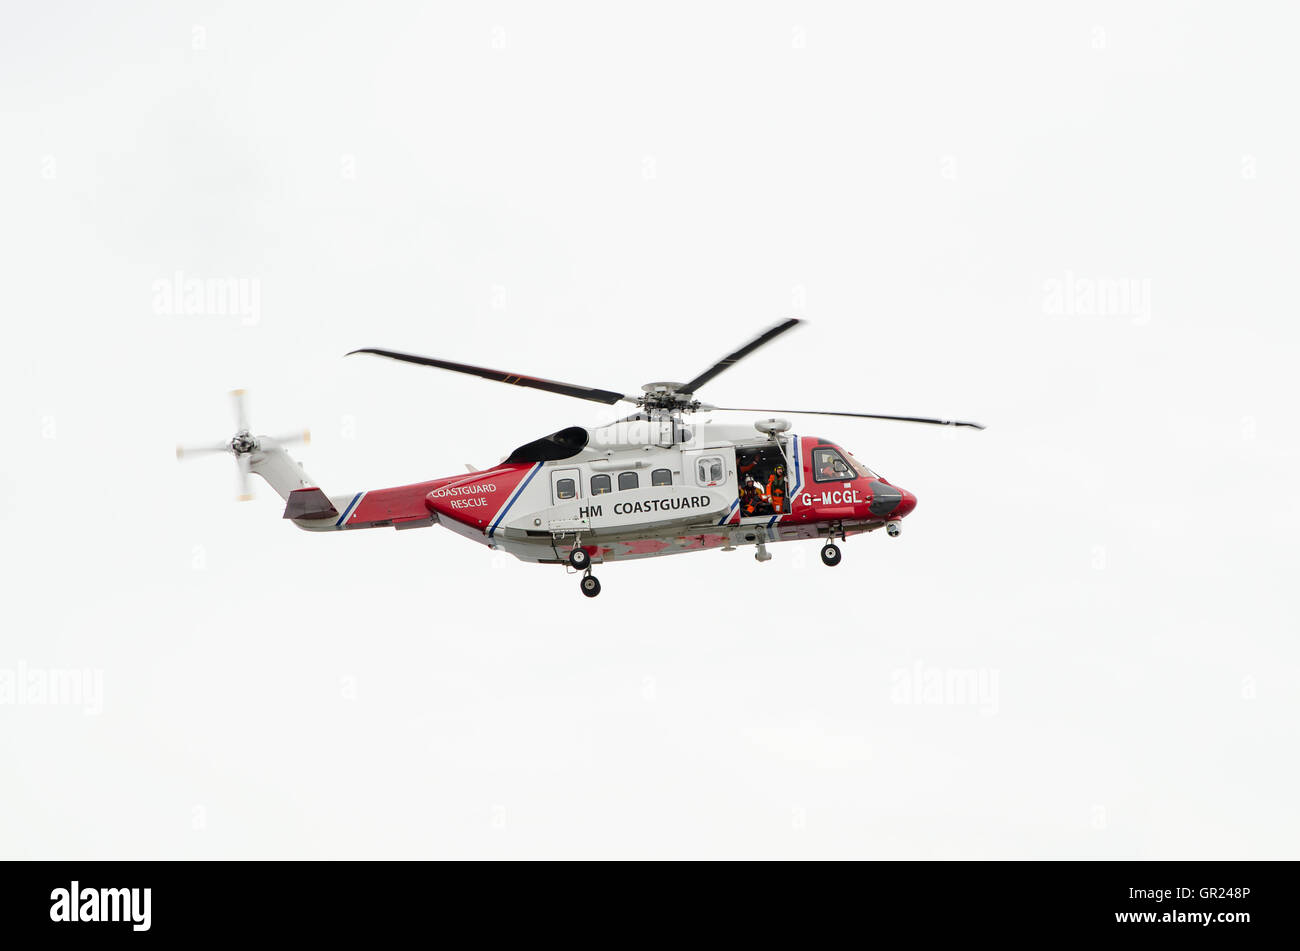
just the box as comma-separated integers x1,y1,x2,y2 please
556,477,577,499
618,471,639,491
812,447,856,482
590,474,612,495
651,468,673,487
696,455,725,485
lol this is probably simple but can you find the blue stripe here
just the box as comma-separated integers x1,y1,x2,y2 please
718,499,739,525
488,463,542,538
767,514,778,527
335,492,362,528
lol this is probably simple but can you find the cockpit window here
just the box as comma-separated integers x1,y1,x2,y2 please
812,447,857,482
842,450,879,480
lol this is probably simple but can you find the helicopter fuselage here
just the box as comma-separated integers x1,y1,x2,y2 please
283,419,917,566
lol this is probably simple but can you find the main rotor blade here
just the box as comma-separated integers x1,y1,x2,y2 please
677,318,802,395
712,406,986,429
347,348,632,406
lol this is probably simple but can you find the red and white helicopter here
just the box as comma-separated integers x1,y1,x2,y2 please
177,320,983,596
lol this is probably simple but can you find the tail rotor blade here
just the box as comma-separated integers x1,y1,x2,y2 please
236,453,253,501
266,429,311,447
230,388,250,432
176,443,230,460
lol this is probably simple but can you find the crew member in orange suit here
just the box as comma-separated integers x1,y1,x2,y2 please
766,465,787,514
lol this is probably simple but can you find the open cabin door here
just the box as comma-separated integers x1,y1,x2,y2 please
734,440,796,517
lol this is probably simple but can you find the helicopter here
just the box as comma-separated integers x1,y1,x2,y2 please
177,319,983,597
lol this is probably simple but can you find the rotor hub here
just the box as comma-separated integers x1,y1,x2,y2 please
637,382,701,414
640,381,683,395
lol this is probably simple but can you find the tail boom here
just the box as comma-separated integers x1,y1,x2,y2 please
249,440,538,539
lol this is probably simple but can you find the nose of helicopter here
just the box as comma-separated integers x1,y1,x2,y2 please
894,487,917,518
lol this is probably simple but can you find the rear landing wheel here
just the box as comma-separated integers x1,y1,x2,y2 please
820,543,842,567
580,574,601,598
568,547,591,570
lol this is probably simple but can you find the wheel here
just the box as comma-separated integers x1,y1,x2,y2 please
820,543,841,567
569,547,591,570
886,522,901,538
580,575,601,598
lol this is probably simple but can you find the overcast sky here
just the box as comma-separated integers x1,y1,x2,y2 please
2,1,1296,858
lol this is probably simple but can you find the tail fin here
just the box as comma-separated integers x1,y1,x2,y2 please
282,486,339,520
248,440,356,530
247,438,317,500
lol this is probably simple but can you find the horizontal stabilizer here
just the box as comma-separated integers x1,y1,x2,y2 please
283,487,339,521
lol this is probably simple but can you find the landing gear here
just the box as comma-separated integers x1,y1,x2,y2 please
820,543,841,567
568,547,591,570
580,573,601,598
886,521,901,538
754,538,772,562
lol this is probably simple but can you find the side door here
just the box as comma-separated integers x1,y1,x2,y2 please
550,467,581,505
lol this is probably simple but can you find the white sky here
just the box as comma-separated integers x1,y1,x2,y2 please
2,1,1296,859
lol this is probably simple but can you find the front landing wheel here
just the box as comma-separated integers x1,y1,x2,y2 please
820,543,842,567
580,575,602,598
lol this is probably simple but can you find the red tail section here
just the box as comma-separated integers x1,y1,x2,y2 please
423,464,538,533
338,463,538,534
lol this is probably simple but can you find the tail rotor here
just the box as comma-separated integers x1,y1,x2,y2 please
176,389,311,502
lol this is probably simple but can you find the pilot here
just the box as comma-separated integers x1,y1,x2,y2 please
818,456,837,480
767,465,787,514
